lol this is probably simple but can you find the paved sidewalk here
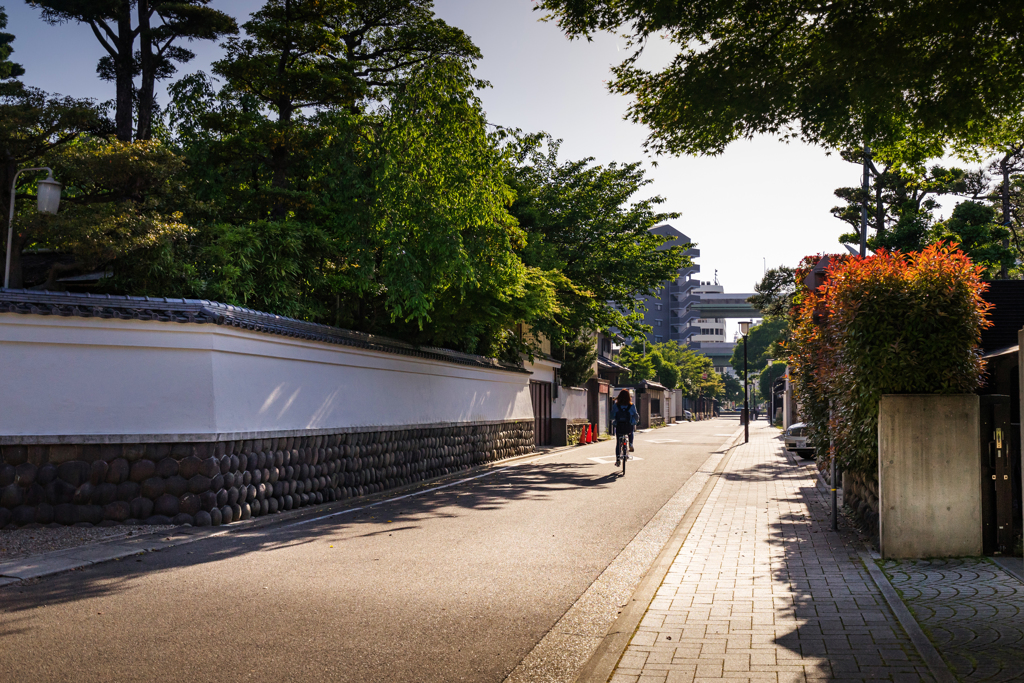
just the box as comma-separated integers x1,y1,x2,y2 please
883,558,1023,682
609,422,936,682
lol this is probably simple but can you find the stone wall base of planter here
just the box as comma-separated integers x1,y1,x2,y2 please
842,470,880,539
0,420,535,529
551,418,590,447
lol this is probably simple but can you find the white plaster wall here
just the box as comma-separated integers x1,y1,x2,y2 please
0,315,533,439
522,355,559,385
552,387,588,421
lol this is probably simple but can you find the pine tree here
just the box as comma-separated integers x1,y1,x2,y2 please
28,0,235,140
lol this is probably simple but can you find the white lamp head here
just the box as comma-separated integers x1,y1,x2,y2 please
738,321,751,336
37,173,62,215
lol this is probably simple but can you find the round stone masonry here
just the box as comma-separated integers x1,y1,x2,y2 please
0,420,535,528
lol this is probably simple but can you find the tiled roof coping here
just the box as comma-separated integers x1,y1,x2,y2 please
0,289,528,374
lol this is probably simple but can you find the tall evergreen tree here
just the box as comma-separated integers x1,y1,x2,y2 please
0,5,24,85
1,7,104,286
28,0,235,140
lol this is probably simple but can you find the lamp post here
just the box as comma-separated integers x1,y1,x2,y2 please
5,167,62,289
766,357,773,427
739,320,751,443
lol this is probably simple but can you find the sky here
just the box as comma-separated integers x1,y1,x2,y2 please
5,0,867,335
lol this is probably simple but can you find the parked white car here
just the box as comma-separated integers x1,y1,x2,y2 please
784,422,815,458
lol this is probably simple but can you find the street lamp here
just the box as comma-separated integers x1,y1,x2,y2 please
739,320,751,443
5,167,62,289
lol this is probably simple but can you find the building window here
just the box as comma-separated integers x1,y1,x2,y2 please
655,303,662,311
655,335,663,343
656,319,662,326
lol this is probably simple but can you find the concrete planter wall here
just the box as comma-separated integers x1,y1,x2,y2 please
0,292,539,528
878,394,981,559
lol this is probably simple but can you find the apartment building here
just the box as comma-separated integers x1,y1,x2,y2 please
638,224,738,375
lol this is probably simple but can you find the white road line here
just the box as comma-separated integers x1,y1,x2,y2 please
588,455,643,464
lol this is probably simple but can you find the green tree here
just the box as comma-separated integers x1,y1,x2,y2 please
722,372,743,403
649,350,679,389
537,1,1024,155
160,0,557,358
731,317,788,376
507,135,689,343
211,0,479,212
758,361,786,406
0,10,106,287
652,340,723,400
749,266,795,318
26,136,195,290
679,352,724,402
0,5,23,83
933,201,1015,278
951,114,1024,272
617,339,654,383
831,150,987,253
553,329,598,387
29,0,236,141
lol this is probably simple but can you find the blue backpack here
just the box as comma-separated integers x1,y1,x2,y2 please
614,404,632,428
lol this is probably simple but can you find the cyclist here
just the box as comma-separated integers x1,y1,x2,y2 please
612,389,639,467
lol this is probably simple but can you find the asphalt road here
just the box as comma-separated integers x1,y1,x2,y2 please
0,418,740,683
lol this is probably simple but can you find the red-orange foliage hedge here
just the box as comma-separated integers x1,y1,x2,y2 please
788,243,991,475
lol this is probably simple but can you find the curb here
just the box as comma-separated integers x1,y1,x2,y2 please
0,440,607,587
573,425,746,683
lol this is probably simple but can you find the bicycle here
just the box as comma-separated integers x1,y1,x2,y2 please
615,431,629,475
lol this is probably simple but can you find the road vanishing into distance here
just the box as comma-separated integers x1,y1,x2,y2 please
0,418,741,683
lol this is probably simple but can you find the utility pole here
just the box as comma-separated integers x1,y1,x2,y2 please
860,145,870,258
739,321,751,443
830,402,838,531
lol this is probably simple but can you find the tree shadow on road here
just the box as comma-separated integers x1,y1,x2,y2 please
0,459,621,614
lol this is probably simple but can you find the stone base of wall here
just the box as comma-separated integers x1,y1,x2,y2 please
843,470,880,539
0,420,535,529
551,418,590,447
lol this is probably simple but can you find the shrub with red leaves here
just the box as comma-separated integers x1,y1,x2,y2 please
788,243,992,476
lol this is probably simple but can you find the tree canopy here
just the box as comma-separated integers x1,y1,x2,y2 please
7,0,705,370
730,317,788,376
617,340,725,400
507,136,689,345
538,0,1024,155
749,266,796,318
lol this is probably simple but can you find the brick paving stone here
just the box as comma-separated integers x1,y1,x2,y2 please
882,558,1024,682
609,423,936,682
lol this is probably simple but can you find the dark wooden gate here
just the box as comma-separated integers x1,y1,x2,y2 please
530,380,552,447
981,394,1019,555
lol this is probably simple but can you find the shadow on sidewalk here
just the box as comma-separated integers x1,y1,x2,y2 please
721,439,933,681
0,460,618,614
